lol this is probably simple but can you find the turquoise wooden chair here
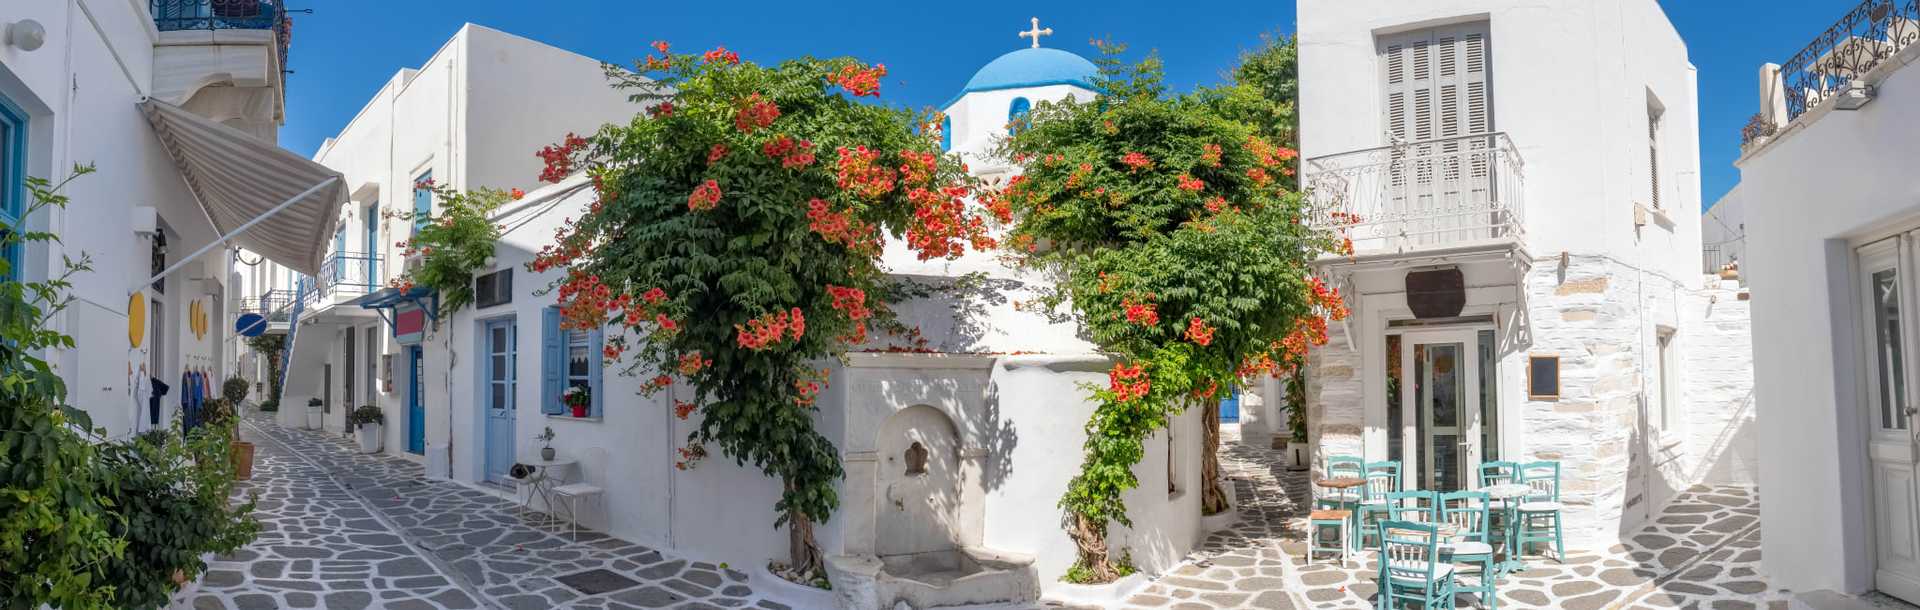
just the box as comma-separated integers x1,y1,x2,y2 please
1515,461,1566,562
1319,455,1367,510
1355,461,1403,549
1377,490,1438,523
1477,460,1521,528
1374,520,1457,609
1439,491,1498,610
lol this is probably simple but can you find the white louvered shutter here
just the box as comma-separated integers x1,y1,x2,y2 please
1379,23,1493,244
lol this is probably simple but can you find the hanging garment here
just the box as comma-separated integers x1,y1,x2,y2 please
149,377,170,429
133,375,152,434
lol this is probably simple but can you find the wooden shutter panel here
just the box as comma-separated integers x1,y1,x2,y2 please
588,327,605,418
541,307,564,415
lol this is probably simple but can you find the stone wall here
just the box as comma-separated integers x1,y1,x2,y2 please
1520,254,1651,548
1305,318,1365,475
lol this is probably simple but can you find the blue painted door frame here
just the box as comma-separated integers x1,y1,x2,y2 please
406,346,424,454
483,318,518,483
1219,387,1241,422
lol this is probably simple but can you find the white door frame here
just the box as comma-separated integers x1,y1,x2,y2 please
1858,236,1920,603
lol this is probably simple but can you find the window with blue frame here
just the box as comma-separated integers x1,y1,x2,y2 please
1007,97,1031,135
364,201,379,281
940,115,953,152
412,170,433,236
542,307,603,417
0,92,27,282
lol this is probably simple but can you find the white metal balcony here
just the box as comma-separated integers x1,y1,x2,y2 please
1304,132,1525,256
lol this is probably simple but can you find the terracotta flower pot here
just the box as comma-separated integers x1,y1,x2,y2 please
230,441,255,480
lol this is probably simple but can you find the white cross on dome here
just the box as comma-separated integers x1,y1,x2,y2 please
1018,17,1053,49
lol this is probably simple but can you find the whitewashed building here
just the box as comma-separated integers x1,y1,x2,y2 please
1294,0,1756,551
409,30,1220,607
1703,185,1746,280
248,24,634,454
1734,0,1920,604
2,0,340,438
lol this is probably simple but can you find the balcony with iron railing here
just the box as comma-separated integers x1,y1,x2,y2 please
301,253,382,308
1303,132,1526,257
240,289,295,323
1745,0,1919,148
150,0,292,67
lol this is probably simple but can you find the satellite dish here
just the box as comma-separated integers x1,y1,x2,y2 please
236,312,268,338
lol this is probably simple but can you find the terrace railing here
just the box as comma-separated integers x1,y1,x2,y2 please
302,253,381,306
241,289,294,322
1780,0,1919,122
1304,132,1525,255
150,0,292,67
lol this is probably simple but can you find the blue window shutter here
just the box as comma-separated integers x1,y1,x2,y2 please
1007,97,1031,135
541,307,564,415
412,170,433,236
588,327,605,417
940,116,952,152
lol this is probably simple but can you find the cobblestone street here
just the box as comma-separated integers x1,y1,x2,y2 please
1124,427,1791,609
189,410,781,610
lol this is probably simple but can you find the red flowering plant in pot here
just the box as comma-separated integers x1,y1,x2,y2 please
996,39,1344,583
561,385,591,418
527,42,994,584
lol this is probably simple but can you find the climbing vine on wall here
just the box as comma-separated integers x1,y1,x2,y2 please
527,43,995,581
389,184,510,316
998,41,1345,583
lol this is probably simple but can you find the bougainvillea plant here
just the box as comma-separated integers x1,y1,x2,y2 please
998,41,1347,583
388,184,509,316
527,43,995,580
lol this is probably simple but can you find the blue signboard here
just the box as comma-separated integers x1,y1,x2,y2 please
235,312,267,337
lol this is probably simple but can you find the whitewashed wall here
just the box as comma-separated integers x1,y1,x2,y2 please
1737,45,1920,595
0,0,247,438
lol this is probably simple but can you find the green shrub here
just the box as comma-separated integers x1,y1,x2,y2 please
349,405,384,429
221,377,249,404
258,399,278,413
95,425,258,609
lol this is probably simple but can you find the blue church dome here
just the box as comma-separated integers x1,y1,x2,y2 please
961,47,1099,95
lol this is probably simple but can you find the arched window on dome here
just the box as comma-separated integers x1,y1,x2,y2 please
1007,97,1031,135
941,115,952,152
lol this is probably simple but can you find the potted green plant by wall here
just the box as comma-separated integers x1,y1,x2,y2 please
1284,370,1310,471
562,385,591,418
305,397,323,430
350,405,384,454
222,376,249,406
534,426,556,462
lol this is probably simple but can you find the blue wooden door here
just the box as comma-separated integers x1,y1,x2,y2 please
1219,387,1241,423
406,346,424,454
483,319,518,483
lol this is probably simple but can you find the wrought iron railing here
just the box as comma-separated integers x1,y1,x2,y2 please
1779,0,1919,122
1303,132,1525,254
150,0,292,68
303,253,381,306
241,289,294,322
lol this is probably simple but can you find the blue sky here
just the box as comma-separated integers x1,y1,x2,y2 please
280,0,1862,212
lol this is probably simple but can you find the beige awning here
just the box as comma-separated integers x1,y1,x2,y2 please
140,99,344,277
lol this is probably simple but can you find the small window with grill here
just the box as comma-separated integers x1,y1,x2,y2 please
474,269,513,309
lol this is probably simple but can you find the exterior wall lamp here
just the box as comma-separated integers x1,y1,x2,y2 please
5,20,46,52
1836,79,1876,111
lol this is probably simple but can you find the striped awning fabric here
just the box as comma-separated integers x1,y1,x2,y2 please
140,99,344,276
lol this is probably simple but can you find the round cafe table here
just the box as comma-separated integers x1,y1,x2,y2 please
1482,483,1533,574
1314,477,1368,547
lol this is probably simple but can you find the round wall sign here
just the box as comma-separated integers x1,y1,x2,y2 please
236,312,267,337
127,293,147,348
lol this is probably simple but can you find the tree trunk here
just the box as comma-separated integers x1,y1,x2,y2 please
1066,512,1120,583
1200,399,1231,515
784,479,825,580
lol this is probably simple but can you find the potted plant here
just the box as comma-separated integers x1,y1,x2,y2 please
222,376,250,406
350,405,384,453
1284,370,1310,471
305,397,323,430
562,385,591,418
534,426,557,462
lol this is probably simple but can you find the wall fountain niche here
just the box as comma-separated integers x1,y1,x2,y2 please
829,399,1037,610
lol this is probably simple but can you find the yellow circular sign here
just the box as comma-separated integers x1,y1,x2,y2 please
127,293,146,348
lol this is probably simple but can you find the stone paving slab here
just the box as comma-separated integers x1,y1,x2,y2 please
1123,427,1794,609
188,410,786,610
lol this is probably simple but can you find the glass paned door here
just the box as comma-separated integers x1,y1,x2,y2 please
1397,329,1486,492
1860,238,1920,603
483,319,518,483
